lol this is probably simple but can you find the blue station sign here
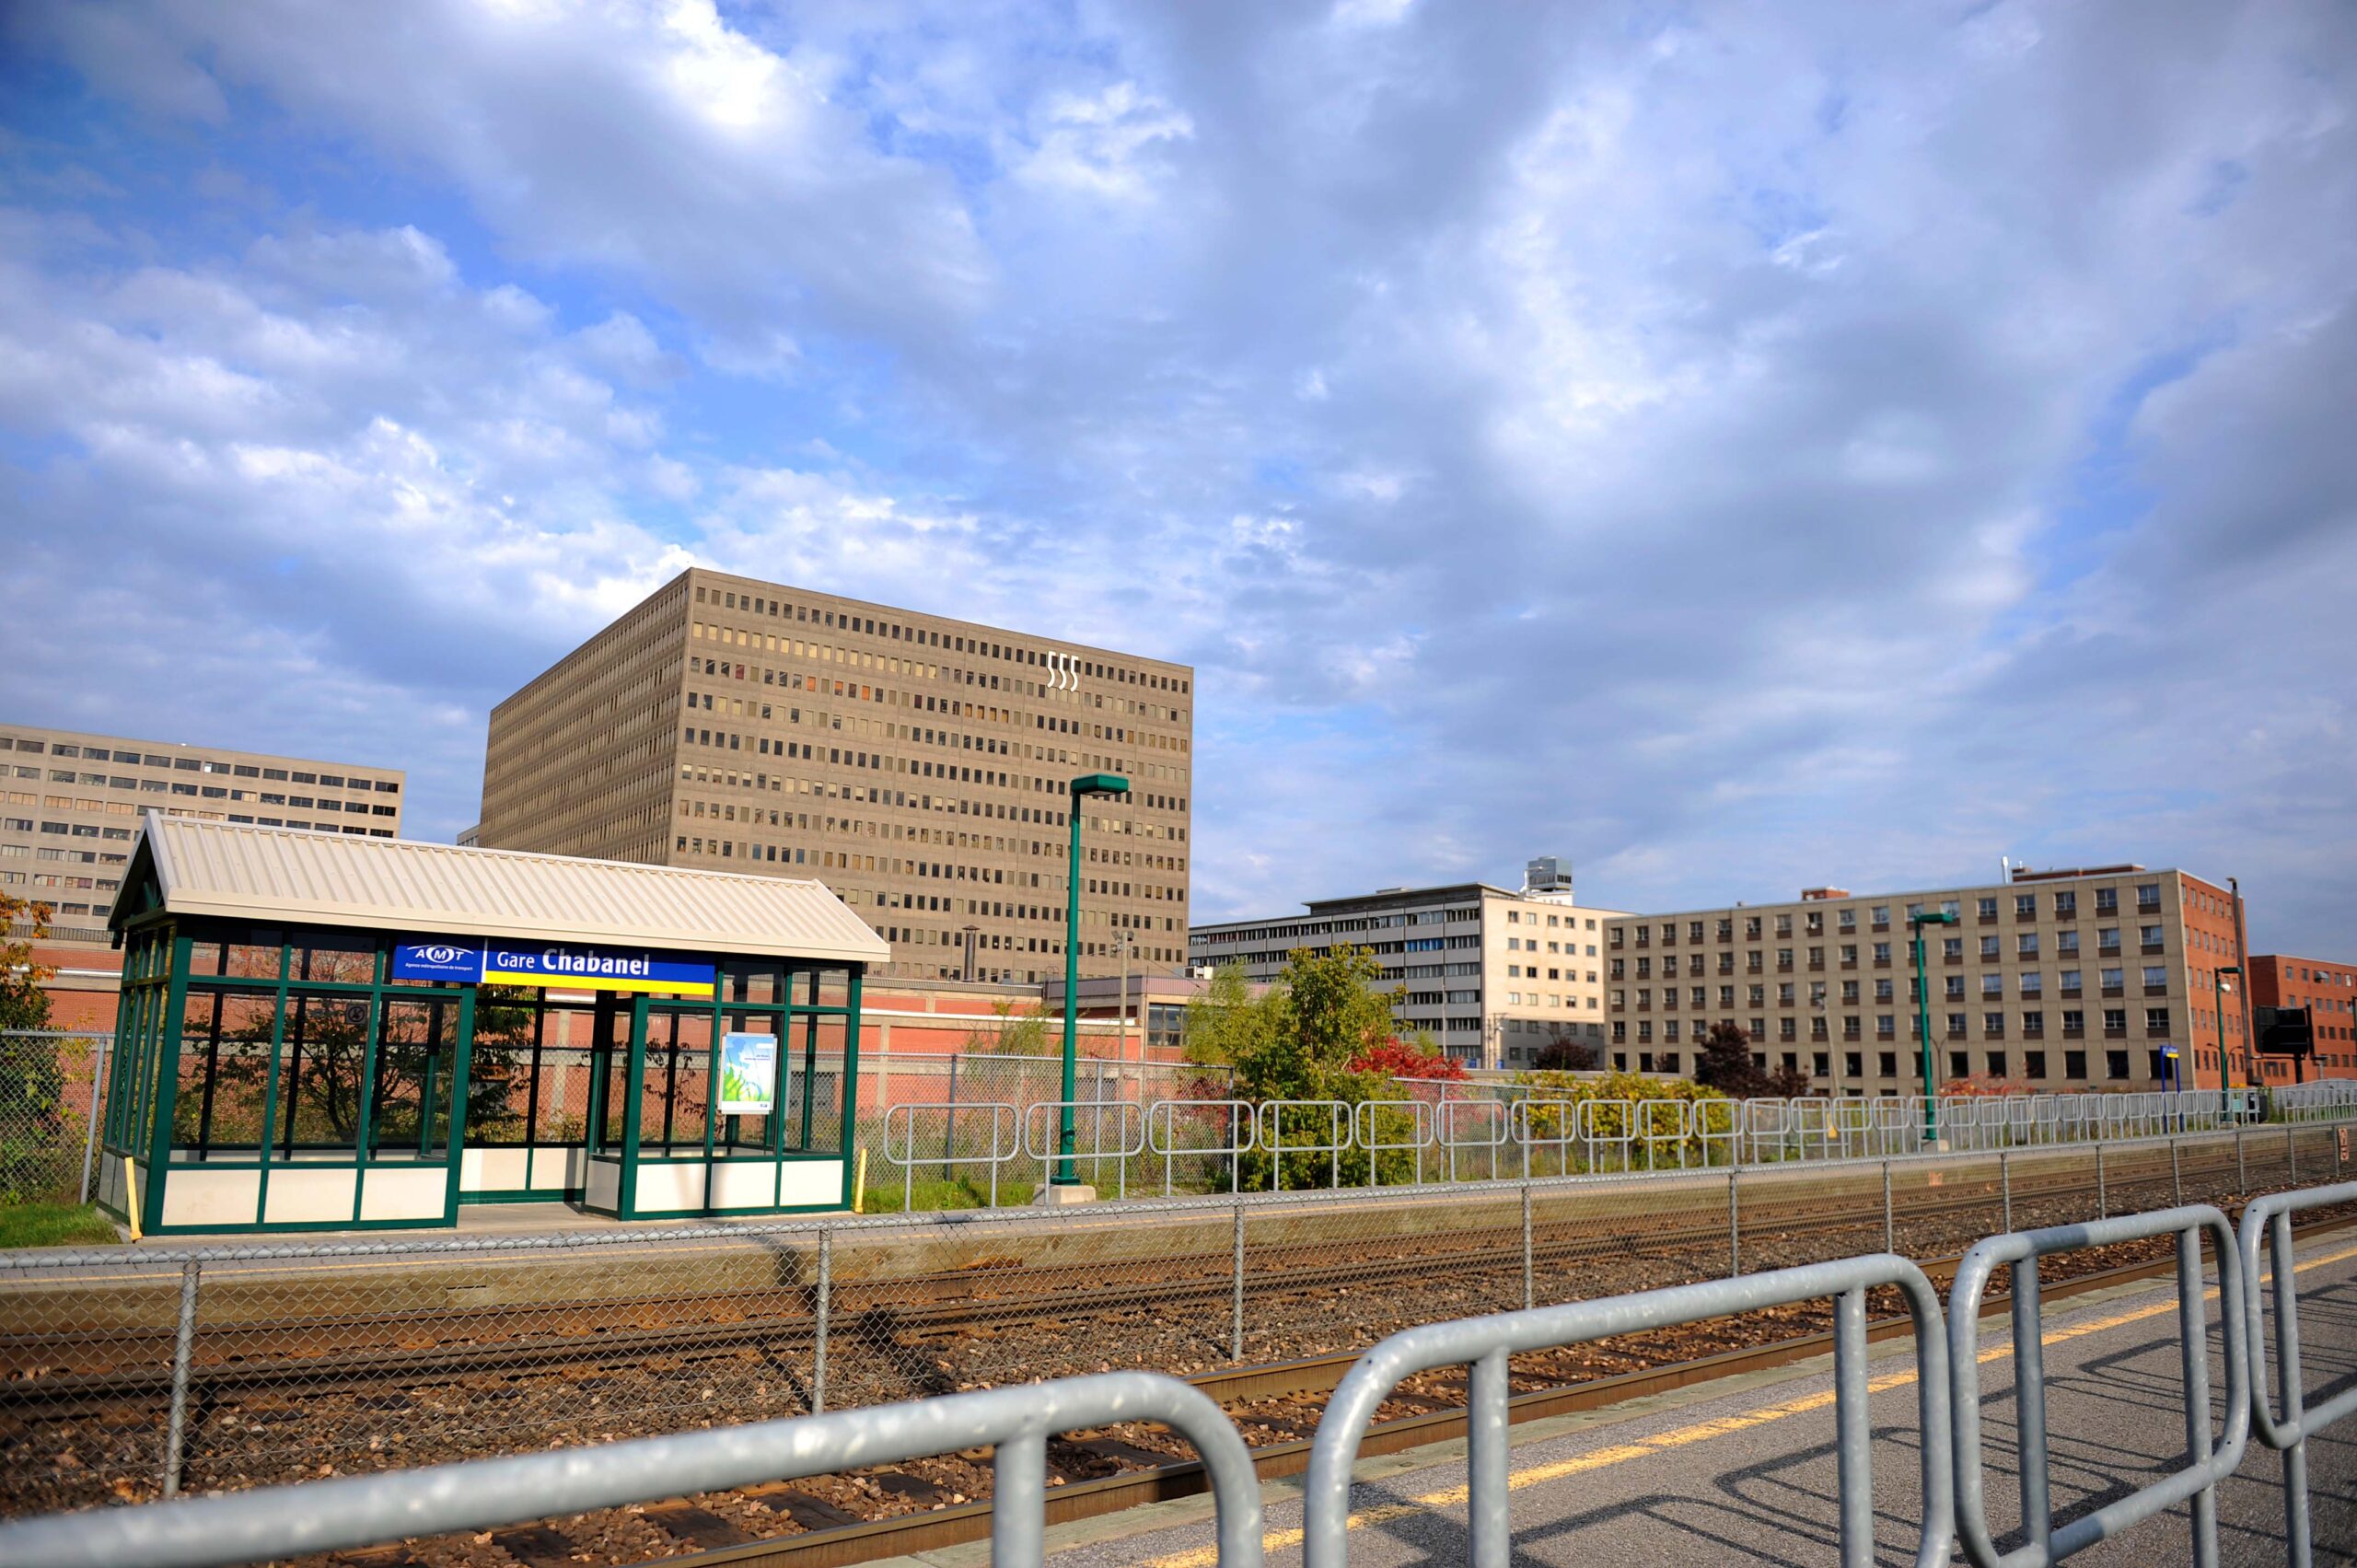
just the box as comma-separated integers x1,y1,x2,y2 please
391,940,716,997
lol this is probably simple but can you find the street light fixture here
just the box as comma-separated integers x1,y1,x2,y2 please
1910,910,1958,1145
2215,964,2240,1123
1056,772,1129,1192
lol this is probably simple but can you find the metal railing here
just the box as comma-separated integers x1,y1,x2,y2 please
0,1371,1263,1568
1301,1251,1954,1568
880,1099,1020,1208
865,1086,2357,1207
12,1179,2357,1561
1949,1204,2250,1566
2237,1180,2357,1568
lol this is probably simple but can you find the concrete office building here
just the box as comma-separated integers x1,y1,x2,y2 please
2247,954,2357,1084
1188,858,1624,1067
478,568,1194,987
1603,864,2247,1094
0,723,405,950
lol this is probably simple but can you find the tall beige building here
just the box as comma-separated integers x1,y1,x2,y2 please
1188,860,1625,1067
0,723,405,948
1603,864,2248,1094
478,567,1195,985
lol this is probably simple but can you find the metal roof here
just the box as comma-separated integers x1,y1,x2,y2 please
111,812,889,965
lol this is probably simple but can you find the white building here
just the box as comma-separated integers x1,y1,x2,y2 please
1188,859,1624,1067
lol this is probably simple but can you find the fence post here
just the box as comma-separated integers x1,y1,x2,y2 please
2096,1144,2107,1220
2013,1257,2051,1559
812,1227,831,1415
1881,1161,1894,1255
1727,1167,1741,1278
1833,1285,1872,1566
2171,1136,2182,1208
161,1258,201,1497
1521,1182,1535,1311
2237,1128,2247,1191
78,1039,108,1207
2287,1125,2296,1185
2176,1227,2222,1564
2000,1150,2012,1235
1231,1196,1246,1362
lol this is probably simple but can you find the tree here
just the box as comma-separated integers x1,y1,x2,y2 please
0,894,62,1202
1349,1037,1469,1081
1692,1021,1814,1099
964,997,1051,1056
1532,1034,1596,1071
1180,963,1283,1072
0,892,55,1033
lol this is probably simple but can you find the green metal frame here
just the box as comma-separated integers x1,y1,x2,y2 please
98,877,869,1232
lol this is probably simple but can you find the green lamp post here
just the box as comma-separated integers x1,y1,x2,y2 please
1057,772,1129,1188
1910,910,1958,1146
2213,964,2240,1124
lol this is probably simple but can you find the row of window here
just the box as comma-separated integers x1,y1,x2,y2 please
0,735,399,793
693,580,1191,696
1613,885,2167,947
1614,927,2166,980
1617,1007,2173,1044
1617,1048,2181,1083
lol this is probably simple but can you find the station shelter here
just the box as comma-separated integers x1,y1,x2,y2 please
96,811,888,1235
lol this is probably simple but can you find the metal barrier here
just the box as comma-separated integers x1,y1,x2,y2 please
0,1370,1263,1568
879,1100,1020,1209
1300,1252,1954,1568
1022,1099,1146,1199
2237,1179,2357,1567
1639,1097,1690,1169
1438,1097,1508,1181
1582,1097,1635,1173
1508,1097,1574,1178
1148,1097,1255,1195
1258,1098,1350,1190
1353,1098,1434,1186
1949,1203,2249,1567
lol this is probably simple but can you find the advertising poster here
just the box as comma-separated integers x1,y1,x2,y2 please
718,1032,779,1117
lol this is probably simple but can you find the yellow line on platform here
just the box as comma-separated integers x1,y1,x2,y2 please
1132,1239,2357,1568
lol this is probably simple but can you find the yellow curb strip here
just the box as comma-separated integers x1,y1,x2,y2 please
1132,1239,2357,1568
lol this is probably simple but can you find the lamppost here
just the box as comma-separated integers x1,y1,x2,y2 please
1911,910,1958,1145
2214,964,2240,1122
1055,772,1129,1193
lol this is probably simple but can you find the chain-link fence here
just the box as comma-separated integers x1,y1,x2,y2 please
2,1118,2350,1518
0,1031,110,1208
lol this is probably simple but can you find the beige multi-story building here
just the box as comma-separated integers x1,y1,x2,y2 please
1188,859,1624,1067
1603,864,2249,1094
477,567,1194,985
0,724,405,948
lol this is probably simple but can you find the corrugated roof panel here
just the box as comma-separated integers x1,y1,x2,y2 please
113,814,889,965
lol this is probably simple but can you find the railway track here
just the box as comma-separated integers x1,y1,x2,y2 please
0,1157,2198,1406
368,1202,2357,1568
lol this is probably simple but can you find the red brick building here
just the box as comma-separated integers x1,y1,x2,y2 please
2246,953,2357,1084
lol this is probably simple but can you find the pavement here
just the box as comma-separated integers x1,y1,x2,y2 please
885,1228,2357,1566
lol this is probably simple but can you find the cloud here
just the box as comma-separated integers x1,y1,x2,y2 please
2,0,2353,959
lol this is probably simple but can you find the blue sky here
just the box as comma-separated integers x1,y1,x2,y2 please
1,1,2351,955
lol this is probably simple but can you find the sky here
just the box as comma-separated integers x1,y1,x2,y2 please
1,1,2351,955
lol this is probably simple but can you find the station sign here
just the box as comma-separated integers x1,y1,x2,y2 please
391,939,716,997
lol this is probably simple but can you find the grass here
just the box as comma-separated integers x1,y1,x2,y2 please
0,1201,122,1249
860,1174,1039,1214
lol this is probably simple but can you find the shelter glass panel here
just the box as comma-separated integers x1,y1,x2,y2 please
642,1008,715,1156
170,990,276,1158
274,994,372,1158
368,994,463,1161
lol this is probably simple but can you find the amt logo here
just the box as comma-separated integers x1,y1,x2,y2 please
413,944,470,965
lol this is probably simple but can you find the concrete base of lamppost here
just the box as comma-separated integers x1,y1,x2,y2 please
1033,1183,1097,1206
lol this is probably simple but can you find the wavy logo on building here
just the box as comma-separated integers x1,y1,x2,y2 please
412,944,470,965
